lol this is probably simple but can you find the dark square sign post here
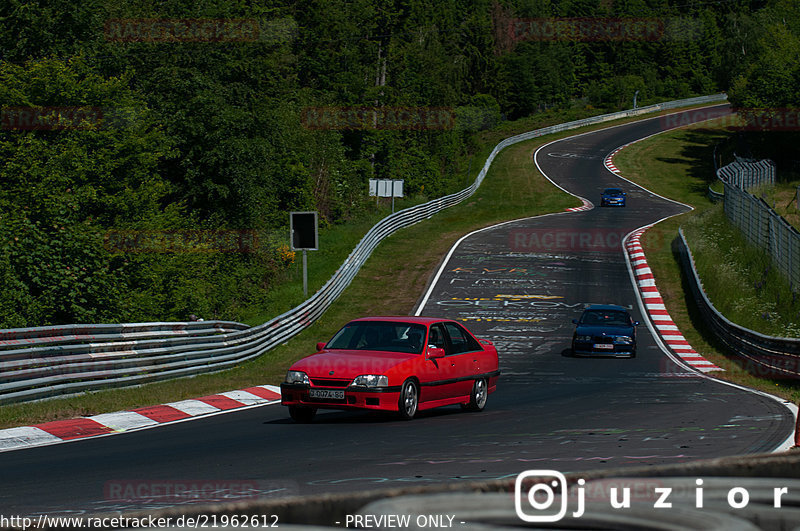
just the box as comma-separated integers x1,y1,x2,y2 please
290,211,318,297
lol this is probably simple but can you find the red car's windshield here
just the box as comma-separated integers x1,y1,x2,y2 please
326,321,427,354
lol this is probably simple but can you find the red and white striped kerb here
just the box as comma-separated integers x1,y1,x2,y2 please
566,198,594,212
0,385,282,453
604,145,626,174
626,228,723,373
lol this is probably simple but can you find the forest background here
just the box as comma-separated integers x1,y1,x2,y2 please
0,0,796,328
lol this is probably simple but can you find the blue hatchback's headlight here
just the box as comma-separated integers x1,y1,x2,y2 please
575,335,592,342
613,336,633,344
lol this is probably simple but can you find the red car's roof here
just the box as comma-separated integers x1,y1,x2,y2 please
349,316,452,325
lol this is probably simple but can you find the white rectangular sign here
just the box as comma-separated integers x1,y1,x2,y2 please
392,180,404,198
371,179,404,198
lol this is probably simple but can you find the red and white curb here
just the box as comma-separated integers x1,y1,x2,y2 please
566,198,593,212
0,385,282,453
604,143,632,174
625,229,722,372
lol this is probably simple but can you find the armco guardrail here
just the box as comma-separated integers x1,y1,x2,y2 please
707,185,724,203
677,228,800,378
0,94,728,405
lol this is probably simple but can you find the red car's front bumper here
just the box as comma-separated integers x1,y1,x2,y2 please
280,383,402,412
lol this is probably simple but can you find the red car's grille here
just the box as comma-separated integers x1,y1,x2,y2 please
311,378,350,388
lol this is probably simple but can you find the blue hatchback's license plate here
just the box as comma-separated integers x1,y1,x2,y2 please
593,343,614,350
310,389,345,400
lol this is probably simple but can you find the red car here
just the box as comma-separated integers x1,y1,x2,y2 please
281,317,500,422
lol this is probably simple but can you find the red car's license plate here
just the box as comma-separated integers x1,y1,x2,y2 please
309,389,345,400
593,343,614,350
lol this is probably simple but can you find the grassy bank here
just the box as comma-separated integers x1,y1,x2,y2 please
613,124,800,402
683,206,800,338
750,181,800,233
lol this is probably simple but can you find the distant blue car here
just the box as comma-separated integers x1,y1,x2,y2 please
571,304,639,358
601,187,626,207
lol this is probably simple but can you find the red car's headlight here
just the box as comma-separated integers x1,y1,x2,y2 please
352,375,389,388
285,371,310,385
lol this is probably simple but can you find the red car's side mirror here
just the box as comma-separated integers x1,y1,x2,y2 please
427,346,446,359
316,342,326,351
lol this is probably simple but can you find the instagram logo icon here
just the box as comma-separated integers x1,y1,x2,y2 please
515,470,572,522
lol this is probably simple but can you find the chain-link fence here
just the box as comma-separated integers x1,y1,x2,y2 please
721,180,800,291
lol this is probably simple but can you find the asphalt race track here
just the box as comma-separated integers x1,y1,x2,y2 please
0,105,794,517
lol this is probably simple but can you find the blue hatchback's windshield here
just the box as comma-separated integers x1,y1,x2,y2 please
603,188,624,196
580,310,630,327
326,321,426,354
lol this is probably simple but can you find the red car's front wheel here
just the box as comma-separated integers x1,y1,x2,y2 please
398,379,419,420
462,378,488,412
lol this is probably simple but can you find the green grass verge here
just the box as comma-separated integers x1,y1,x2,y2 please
749,181,800,234
613,125,800,403
0,101,725,429
683,206,800,337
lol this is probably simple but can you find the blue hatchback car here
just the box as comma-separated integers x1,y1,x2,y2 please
571,305,639,358
601,187,626,207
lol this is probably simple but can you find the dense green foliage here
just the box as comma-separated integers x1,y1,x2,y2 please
0,0,796,327
724,0,800,173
